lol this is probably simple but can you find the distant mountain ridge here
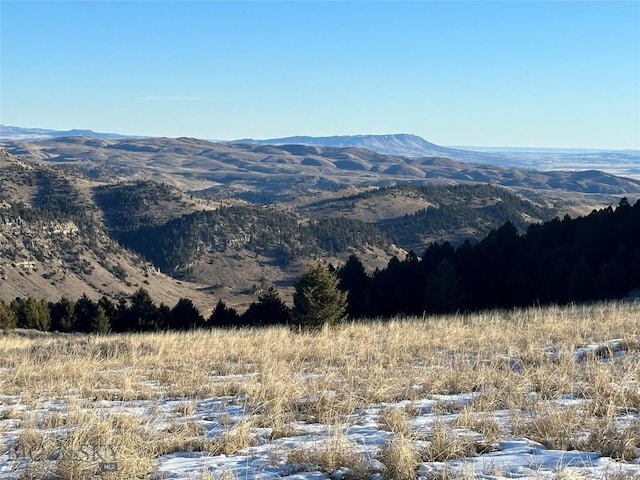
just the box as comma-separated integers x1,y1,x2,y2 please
233,133,451,157
238,134,640,179
0,125,131,142
4,136,640,204
4,136,640,209
3,126,639,178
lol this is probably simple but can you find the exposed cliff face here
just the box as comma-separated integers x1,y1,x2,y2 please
0,149,216,310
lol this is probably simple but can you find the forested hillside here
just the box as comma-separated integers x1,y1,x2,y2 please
337,198,640,318
2,198,638,334
313,184,558,251
93,180,218,232
3,145,635,311
115,206,392,274
0,150,213,308
98,183,557,277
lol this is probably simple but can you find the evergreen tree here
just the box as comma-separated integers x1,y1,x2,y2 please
112,297,130,332
0,300,16,330
337,254,371,318
157,303,172,330
11,296,51,331
369,257,406,317
170,298,205,330
243,286,290,326
49,296,75,332
424,259,464,313
91,305,111,333
293,262,347,330
209,299,241,327
128,288,159,331
98,296,117,328
74,294,100,333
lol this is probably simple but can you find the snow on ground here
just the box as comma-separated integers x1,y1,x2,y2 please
1,339,639,479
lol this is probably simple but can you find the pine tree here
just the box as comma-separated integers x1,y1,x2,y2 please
98,296,117,328
157,303,172,330
170,298,205,330
293,262,347,330
243,286,290,326
91,305,111,334
209,299,240,328
337,254,371,318
0,301,16,330
423,259,464,314
128,288,159,331
74,294,99,333
11,296,51,331
49,297,75,332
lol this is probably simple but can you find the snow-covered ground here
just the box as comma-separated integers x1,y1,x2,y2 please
0,336,638,479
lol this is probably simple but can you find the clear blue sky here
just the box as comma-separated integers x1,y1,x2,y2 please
1,1,639,149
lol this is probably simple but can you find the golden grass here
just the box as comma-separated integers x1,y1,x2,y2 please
511,405,592,451
421,419,486,462
377,433,421,480
287,428,371,478
0,301,639,476
379,407,413,437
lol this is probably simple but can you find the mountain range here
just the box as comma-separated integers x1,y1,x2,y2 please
3,135,640,205
0,125,127,142
2,126,640,310
233,133,448,157
3,125,639,179
236,133,640,179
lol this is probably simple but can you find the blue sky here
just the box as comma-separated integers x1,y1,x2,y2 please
1,1,639,149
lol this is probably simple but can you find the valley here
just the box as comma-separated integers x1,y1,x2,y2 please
1,131,639,311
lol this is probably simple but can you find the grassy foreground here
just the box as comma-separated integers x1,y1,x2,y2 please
0,301,639,479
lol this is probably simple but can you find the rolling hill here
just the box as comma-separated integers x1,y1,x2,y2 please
2,130,639,309
1,142,586,309
236,134,640,179
4,126,638,179
3,136,640,206
0,150,220,310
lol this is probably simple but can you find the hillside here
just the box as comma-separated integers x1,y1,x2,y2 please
237,133,640,179
4,137,640,205
0,150,217,310
296,184,556,252
2,135,638,309
93,180,220,232
0,149,402,307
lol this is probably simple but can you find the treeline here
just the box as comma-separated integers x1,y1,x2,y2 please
0,264,344,333
338,197,640,317
0,286,293,333
1,198,638,333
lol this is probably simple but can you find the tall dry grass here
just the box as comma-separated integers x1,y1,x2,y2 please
0,301,638,477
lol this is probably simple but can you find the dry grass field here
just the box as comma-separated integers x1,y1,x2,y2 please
0,301,639,479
